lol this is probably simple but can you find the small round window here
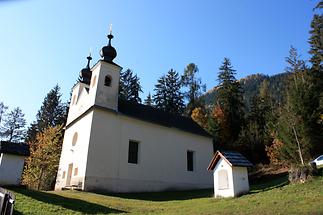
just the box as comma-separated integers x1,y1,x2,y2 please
91,75,97,88
72,132,78,146
104,75,112,87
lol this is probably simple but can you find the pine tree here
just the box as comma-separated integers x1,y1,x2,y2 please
153,69,185,114
216,58,244,148
181,63,206,116
308,14,323,70
25,85,67,143
144,92,153,106
119,69,143,103
276,47,320,165
1,107,26,142
22,125,63,190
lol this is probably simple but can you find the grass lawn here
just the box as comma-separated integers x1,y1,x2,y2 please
8,175,323,215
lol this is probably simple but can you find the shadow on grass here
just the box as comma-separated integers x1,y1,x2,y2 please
250,172,289,194
94,189,214,202
11,187,125,214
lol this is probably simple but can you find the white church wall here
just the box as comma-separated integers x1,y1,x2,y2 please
0,153,25,186
232,166,250,196
55,111,93,190
213,158,234,197
84,108,213,193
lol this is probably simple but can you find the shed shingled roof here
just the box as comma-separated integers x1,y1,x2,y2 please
207,150,253,170
118,100,211,138
0,141,30,156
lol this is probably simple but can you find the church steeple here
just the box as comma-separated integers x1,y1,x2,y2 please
100,24,117,63
79,53,92,85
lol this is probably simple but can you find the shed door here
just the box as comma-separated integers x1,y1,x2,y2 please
66,163,73,186
218,169,229,189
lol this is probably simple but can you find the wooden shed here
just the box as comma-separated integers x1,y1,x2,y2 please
207,151,253,198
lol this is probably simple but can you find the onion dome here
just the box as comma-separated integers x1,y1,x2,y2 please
79,54,92,85
100,30,117,63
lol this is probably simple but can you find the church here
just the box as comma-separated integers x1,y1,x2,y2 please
55,30,214,193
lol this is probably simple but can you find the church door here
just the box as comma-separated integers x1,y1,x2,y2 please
66,163,73,186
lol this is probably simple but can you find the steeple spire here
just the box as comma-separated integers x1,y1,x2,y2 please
79,53,92,85
100,24,117,63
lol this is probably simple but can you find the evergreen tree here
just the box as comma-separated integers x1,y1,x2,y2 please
119,69,143,103
181,63,206,116
308,14,323,70
22,125,63,190
276,47,321,165
144,92,153,106
215,58,244,148
153,69,185,114
1,107,26,142
25,85,67,143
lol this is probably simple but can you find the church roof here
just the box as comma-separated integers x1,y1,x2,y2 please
118,100,212,138
0,141,30,156
207,150,253,170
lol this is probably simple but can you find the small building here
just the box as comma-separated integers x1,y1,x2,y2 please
207,151,252,198
0,141,30,186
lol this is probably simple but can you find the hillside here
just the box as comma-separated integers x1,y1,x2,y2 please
8,176,323,214
203,72,290,111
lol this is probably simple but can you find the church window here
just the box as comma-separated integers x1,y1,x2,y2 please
72,132,78,146
72,95,76,105
218,169,229,189
74,167,78,176
62,171,66,179
187,151,194,171
128,140,139,164
104,75,112,87
91,75,97,88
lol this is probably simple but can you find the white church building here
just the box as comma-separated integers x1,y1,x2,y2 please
55,31,214,193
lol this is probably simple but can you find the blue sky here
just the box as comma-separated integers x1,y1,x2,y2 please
0,0,319,124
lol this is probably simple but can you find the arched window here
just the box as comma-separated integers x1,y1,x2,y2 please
72,95,76,105
104,75,112,87
72,132,78,146
218,169,229,189
91,75,97,88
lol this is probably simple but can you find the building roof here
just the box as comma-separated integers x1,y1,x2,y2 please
118,100,212,138
0,141,30,156
207,150,253,170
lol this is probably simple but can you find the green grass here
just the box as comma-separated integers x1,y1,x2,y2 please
8,176,323,215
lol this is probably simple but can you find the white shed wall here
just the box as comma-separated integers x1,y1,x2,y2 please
84,109,214,192
213,158,234,197
0,153,25,186
232,166,250,196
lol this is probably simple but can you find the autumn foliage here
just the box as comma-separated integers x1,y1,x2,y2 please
22,125,63,190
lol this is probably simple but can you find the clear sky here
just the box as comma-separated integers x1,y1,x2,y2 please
0,0,319,124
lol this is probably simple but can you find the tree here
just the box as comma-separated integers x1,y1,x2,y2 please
308,14,323,70
181,63,206,116
144,92,153,106
215,58,244,148
25,85,67,143
119,69,143,103
276,47,321,165
22,125,63,190
153,69,185,114
1,107,26,142
0,102,8,126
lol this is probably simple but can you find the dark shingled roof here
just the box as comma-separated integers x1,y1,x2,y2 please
207,150,253,170
0,141,30,156
118,100,212,138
